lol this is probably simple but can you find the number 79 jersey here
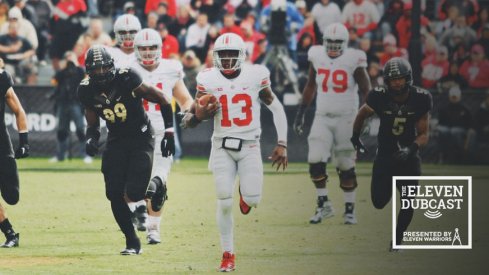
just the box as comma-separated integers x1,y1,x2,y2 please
196,63,271,140
308,45,367,115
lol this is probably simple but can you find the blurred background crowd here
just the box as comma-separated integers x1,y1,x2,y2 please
1,0,488,164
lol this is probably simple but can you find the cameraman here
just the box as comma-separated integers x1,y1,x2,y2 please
50,51,89,163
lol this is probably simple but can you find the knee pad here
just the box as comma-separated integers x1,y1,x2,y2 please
309,162,327,184
57,130,69,141
243,195,261,208
337,167,358,192
217,198,233,214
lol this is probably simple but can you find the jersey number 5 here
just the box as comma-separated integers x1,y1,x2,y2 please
219,94,252,127
318,69,348,93
392,117,406,136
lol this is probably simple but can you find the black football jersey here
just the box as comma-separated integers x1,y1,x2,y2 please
77,68,151,137
366,85,433,156
0,69,14,155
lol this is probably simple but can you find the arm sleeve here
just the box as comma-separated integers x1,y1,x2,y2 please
265,95,288,143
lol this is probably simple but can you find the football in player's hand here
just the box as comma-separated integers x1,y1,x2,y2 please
198,94,217,107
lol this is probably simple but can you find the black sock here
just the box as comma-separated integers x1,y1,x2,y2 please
110,199,137,242
0,219,15,238
317,195,328,207
345,202,354,214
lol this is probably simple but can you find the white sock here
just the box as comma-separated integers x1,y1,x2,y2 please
217,198,234,253
316,188,328,197
147,216,161,230
344,191,356,204
135,200,146,207
127,202,137,212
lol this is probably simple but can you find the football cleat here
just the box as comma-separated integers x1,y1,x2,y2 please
146,224,161,245
1,233,19,248
120,247,143,255
219,251,235,272
132,204,148,232
343,213,357,225
238,188,251,215
151,180,168,212
309,198,334,224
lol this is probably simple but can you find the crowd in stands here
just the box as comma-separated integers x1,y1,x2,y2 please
0,0,488,163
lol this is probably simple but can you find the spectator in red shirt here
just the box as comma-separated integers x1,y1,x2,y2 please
157,22,179,59
378,34,408,68
395,1,430,49
219,13,242,37
421,46,450,88
145,0,176,18
459,44,489,89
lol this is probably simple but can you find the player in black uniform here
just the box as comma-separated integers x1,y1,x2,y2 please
0,64,29,248
77,46,175,255
350,58,432,251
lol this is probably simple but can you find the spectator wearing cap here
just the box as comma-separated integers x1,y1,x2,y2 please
240,20,264,62
295,0,308,18
378,34,407,68
436,86,473,164
123,1,137,15
14,0,37,26
146,0,177,18
311,0,341,36
421,46,450,89
158,23,179,59
342,0,379,38
439,15,477,53
0,6,38,51
181,50,201,96
185,13,210,63
395,1,430,49
220,13,242,37
459,44,489,89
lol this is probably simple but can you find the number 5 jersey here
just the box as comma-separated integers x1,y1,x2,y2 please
196,63,271,140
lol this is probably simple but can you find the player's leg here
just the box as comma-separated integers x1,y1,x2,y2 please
0,156,20,248
211,144,238,272
237,142,263,215
333,114,359,224
394,157,421,247
102,140,141,255
55,104,70,161
370,157,393,210
307,115,334,224
146,134,171,244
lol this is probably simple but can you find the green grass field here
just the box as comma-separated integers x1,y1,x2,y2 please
0,158,487,275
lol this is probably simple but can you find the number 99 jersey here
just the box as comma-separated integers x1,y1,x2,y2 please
77,68,150,137
308,45,367,115
196,63,271,140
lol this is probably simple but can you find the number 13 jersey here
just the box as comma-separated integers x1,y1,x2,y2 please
196,63,271,140
308,45,367,115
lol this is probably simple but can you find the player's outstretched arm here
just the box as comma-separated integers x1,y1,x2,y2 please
260,86,288,171
351,104,375,153
173,79,194,111
294,64,317,136
354,67,372,104
6,87,29,158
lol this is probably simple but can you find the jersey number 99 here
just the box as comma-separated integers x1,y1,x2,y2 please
103,103,127,123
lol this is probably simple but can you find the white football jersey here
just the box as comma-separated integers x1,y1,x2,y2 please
106,46,137,68
131,59,184,135
196,63,270,140
308,46,367,115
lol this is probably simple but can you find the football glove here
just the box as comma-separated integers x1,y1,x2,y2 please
161,130,175,157
15,132,29,159
393,143,419,162
350,133,367,154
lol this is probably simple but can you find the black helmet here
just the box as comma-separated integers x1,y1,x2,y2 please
85,46,115,85
383,57,412,95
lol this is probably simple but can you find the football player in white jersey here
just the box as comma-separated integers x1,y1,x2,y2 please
107,14,146,230
293,23,371,225
106,14,141,68
132,28,194,244
182,33,288,272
